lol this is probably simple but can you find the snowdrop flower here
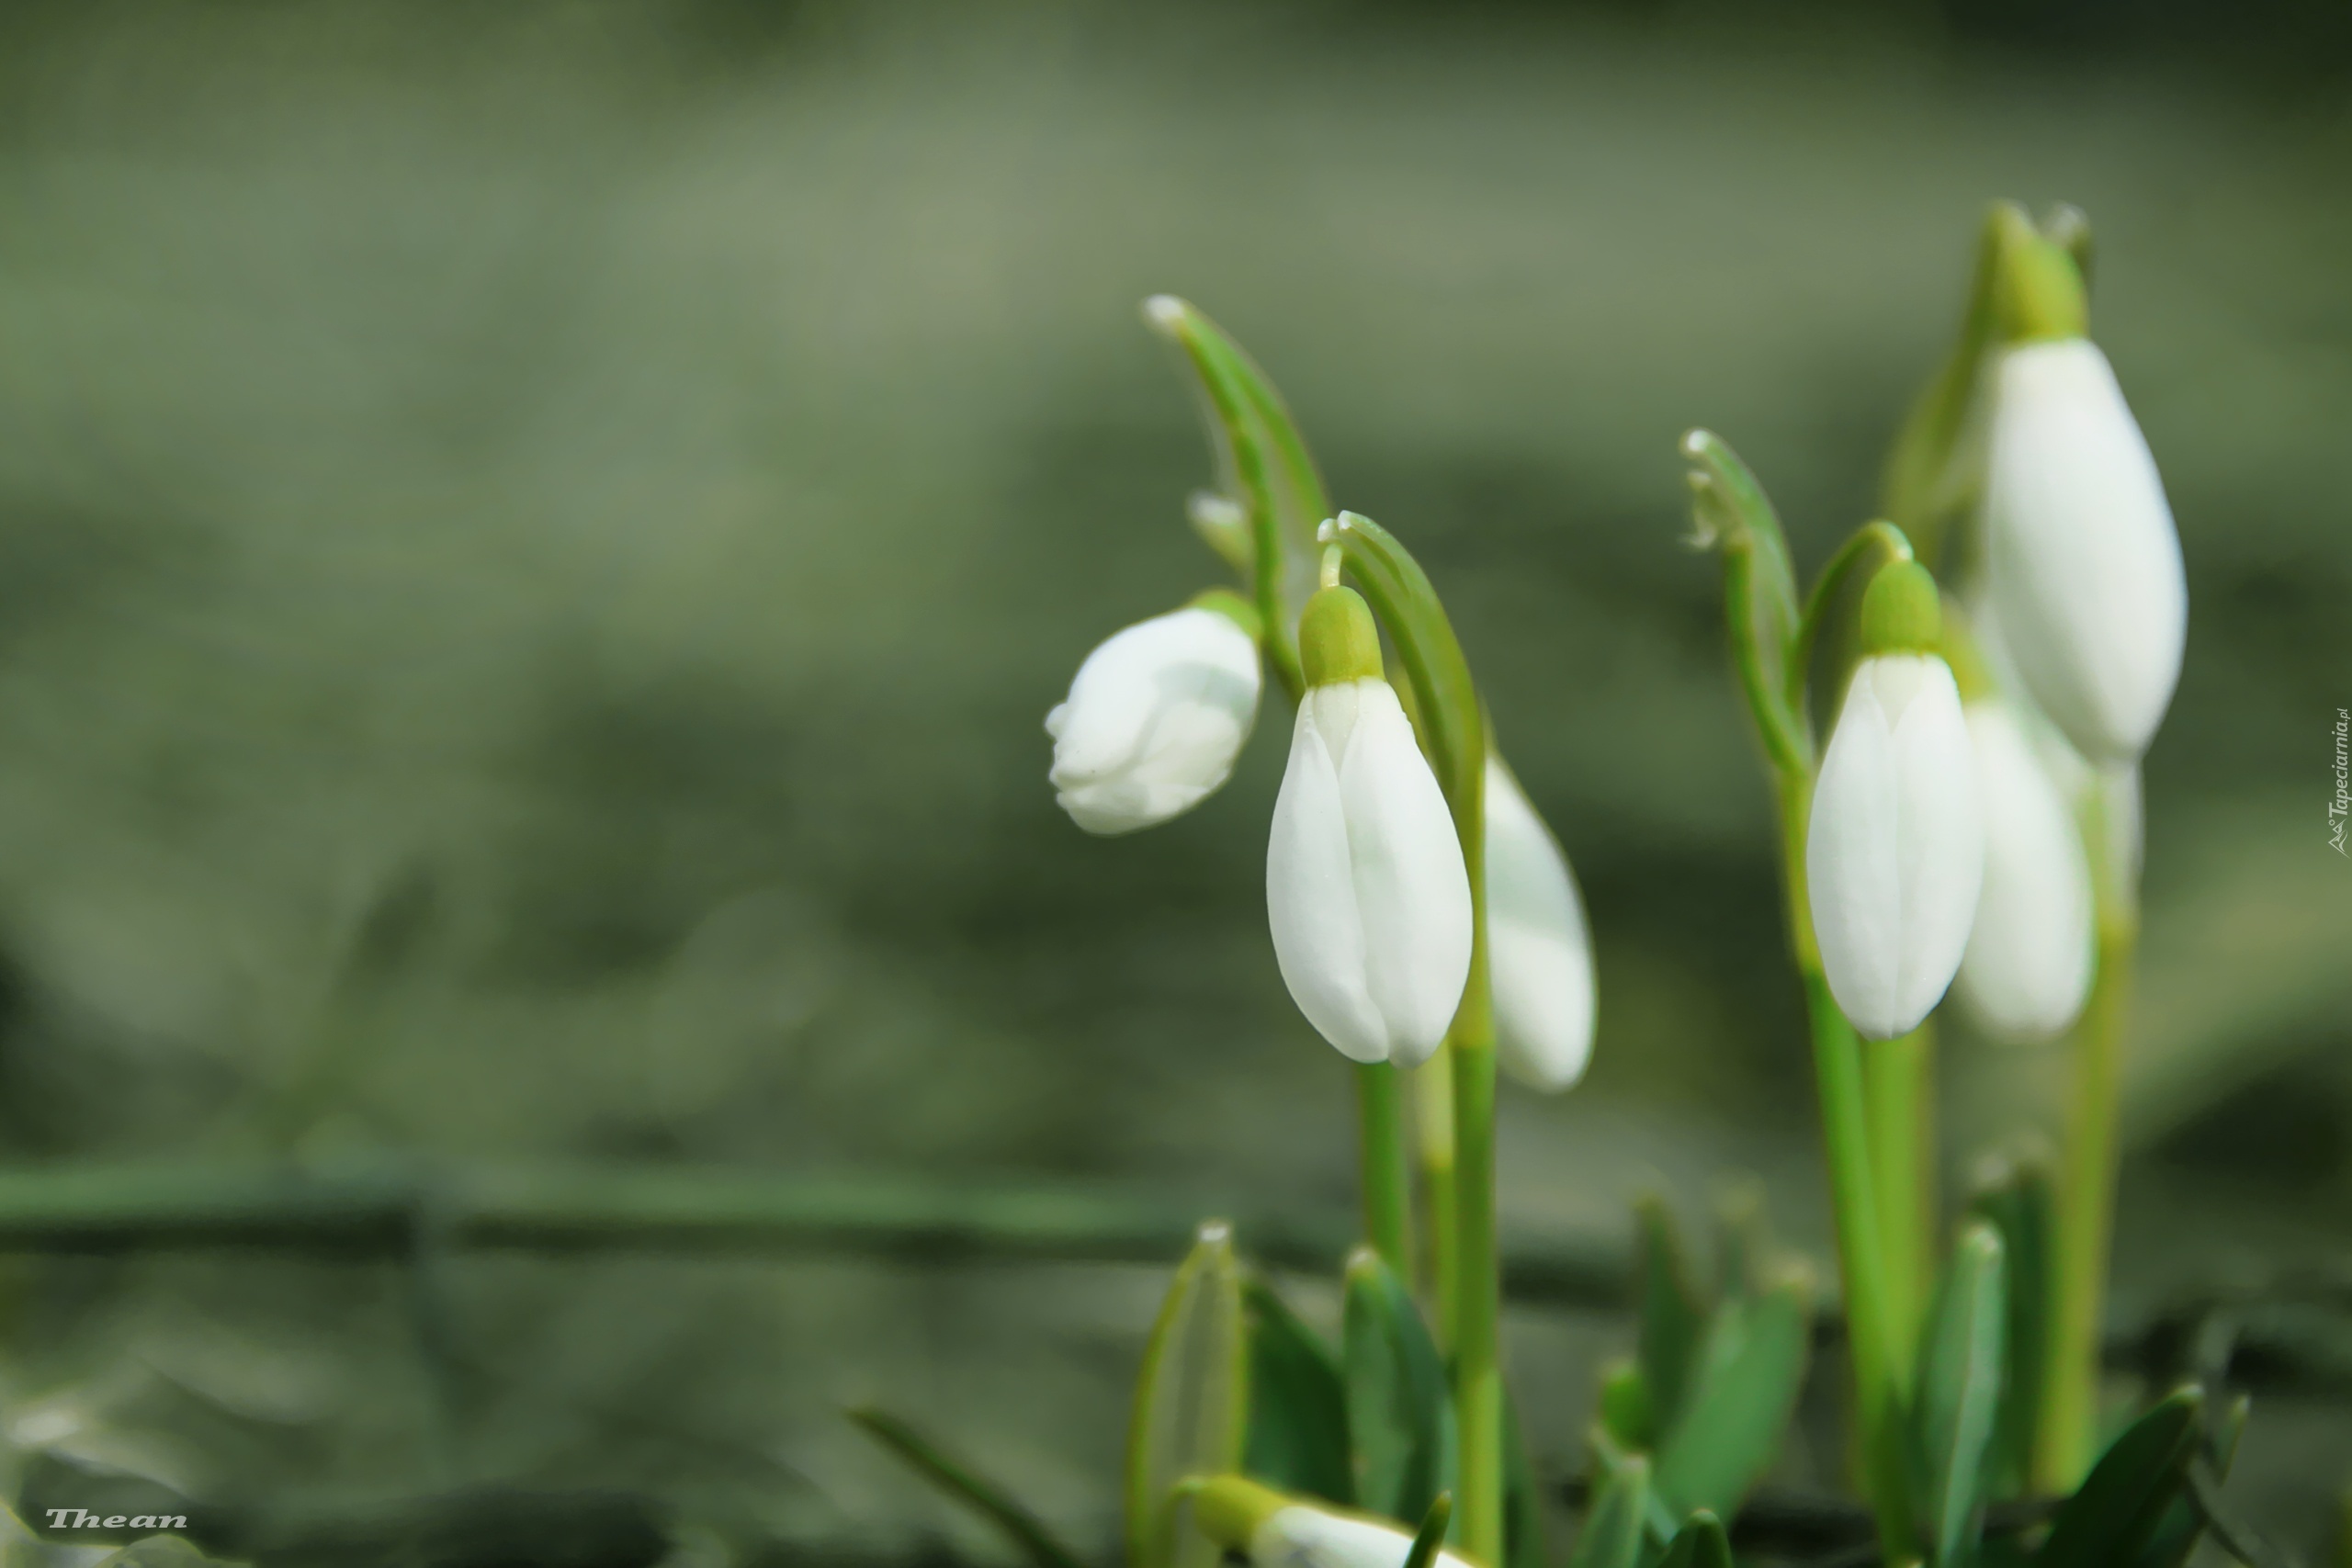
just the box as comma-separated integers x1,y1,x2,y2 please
1484,758,1596,1091
1953,696,2094,1041
1047,592,1261,835
1268,585,1472,1068
1807,561,1984,1040
1191,1476,1476,1568
1983,338,2187,763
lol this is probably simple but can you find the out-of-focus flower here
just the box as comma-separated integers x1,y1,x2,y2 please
1268,586,1471,1068
1807,562,1984,1040
1046,593,1261,835
1953,697,2094,1040
1484,757,1595,1091
1983,338,2186,763
1191,1476,1476,1568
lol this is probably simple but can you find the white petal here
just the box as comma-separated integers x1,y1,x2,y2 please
1984,340,2186,762
1332,683,1474,1068
1268,696,1388,1063
1252,1506,1476,1568
1955,700,2094,1040
1808,656,1982,1039
1048,607,1261,834
1484,758,1595,1091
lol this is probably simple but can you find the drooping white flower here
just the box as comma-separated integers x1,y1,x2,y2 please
1807,563,1984,1040
1983,338,2187,763
1268,586,1472,1068
1046,596,1261,835
1189,1475,1476,1568
1484,757,1596,1091
1953,697,2094,1041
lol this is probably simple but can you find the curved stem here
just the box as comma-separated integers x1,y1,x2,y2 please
1790,521,1913,735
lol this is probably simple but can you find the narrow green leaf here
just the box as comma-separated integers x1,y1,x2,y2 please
1595,1357,1655,1454
1504,1388,1545,1568
848,1407,1090,1568
1634,1196,1707,1438
1914,1222,2008,1568
1968,1155,2055,1500
1343,1246,1458,1529
1127,1221,1250,1568
1713,1179,1772,1304
2182,1456,2291,1568
2033,1388,2202,1568
1244,1276,1354,1506
1406,1494,1457,1568
1680,430,1808,778
2127,1393,2250,1568
1657,1511,1733,1568
1653,1265,1813,1522
1566,1450,1651,1568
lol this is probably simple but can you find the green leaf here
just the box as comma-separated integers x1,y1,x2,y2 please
1504,1388,1545,1568
1713,1179,1772,1304
1653,1264,1813,1522
1565,1450,1652,1568
845,1407,1089,1568
1405,1494,1456,1568
1343,1247,1458,1529
1679,431,1808,779
1595,1357,1655,1453
1244,1276,1354,1507
2033,1388,2202,1568
1913,1222,2008,1568
2126,1392,2248,1568
1127,1221,1250,1568
1656,1511,1733,1568
1634,1196,1707,1438
1967,1156,2055,1500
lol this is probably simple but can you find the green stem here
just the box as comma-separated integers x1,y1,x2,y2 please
1861,1021,1937,1359
1357,1062,1414,1280
1781,777,1915,1562
1415,1049,1460,1347
2038,844,2137,1494
1451,1024,1501,1566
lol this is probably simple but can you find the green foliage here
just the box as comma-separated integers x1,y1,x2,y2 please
1912,1222,2008,1568
847,1407,1089,1568
1563,1450,1650,1568
2034,1388,2202,1568
1342,1247,1458,1530
1127,1222,1250,1568
1633,1198,1705,1446
1502,1393,1545,1568
1655,1510,1732,1568
1652,1264,1813,1522
1969,1158,2058,1499
1404,1493,1455,1568
1243,1277,1355,1507
1680,432,1808,778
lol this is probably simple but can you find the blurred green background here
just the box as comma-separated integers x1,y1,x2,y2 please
0,1,2347,1562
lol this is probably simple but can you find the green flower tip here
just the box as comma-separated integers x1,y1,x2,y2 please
1988,202,2087,344
1859,559,1942,656
1300,585,1383,687
1188,588,1262,642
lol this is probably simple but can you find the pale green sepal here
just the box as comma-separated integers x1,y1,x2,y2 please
1188,1474,1290,1552
1128,1221,1250,1568
1792,520,1913,737
1987,201,2088,344
1679,432,1809,780
1911,1223,2007,1568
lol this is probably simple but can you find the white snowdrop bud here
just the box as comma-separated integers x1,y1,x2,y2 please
1983,338,2187,763
1267,586,1473,1068
1191,1477,1476,1568
1046,593,1262,835
1807,562,1984,1040
1484,758,1596,1092
1953,697,2094,1041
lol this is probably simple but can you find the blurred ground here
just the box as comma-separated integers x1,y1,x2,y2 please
0,1,2346,1562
